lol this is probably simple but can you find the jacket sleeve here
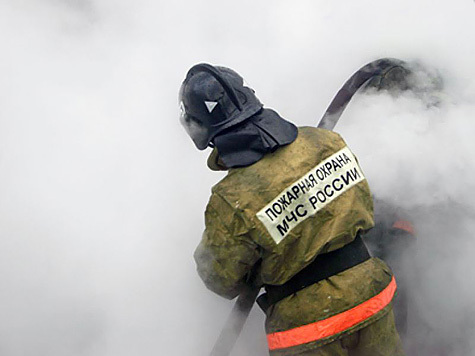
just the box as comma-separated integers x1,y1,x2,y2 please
194,192,260,300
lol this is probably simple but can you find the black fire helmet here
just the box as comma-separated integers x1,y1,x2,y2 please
179,63,263,150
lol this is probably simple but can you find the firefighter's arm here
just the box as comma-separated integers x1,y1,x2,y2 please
194,192,260,300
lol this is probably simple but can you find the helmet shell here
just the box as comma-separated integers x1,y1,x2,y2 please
179,64,263,150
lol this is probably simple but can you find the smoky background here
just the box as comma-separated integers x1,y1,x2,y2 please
0,0,474,355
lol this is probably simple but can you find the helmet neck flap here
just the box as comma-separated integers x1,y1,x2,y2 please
210,108,298,169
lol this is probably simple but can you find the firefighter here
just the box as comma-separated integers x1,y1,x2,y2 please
180,63,405,355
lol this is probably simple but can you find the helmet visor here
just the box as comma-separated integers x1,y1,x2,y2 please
179,101,210,150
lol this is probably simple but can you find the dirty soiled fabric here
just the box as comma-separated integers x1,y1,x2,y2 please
288,306,405,356
194,126,402,354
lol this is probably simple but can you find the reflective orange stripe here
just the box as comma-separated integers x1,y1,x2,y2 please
267,277,397,351
392,220,415,235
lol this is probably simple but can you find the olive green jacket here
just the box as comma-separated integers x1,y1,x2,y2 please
195,127,394,353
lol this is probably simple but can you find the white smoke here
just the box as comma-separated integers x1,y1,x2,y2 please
0,0,474,355
337,63,475,354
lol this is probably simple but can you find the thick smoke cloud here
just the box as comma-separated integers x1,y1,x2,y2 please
0,0,474,355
